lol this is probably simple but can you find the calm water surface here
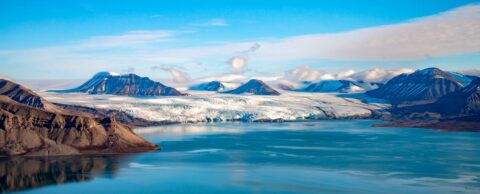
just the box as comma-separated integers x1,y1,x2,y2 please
4,120,480,193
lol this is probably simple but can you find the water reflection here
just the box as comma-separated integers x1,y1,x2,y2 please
0,155,128,192
3,121,480,193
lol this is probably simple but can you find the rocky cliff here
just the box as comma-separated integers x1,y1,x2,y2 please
0,79,159,157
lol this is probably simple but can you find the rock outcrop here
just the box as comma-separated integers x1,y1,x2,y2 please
0,79,159,157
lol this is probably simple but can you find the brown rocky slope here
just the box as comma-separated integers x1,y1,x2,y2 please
0,79,159,156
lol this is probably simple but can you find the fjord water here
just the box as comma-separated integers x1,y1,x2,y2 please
6,121,480,193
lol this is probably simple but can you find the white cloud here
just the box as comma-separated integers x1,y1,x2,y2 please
228,57,247,73
350,68,414,83
252,5,480,61
285,65,340,82
151,65,191,83
455,68,480,77
284,65,414,83
194,18,229,27
226,43,261,73
197,73,248,83
165,4,480,62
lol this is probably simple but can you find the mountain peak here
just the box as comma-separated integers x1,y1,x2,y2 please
246,79,263,84
53,73,184,96
93,71,121,78
225,79,280,95
0,79,57,111
415,67,442,75
367,67,465,104
189,81,225,91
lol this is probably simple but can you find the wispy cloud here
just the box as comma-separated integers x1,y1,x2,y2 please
151,65,191,83
455,68,480,77
194,18,229,27
77,30,175,48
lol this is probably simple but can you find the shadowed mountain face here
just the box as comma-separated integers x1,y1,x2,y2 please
367,68,465,104
55,72,184,96
0,155,127,192
394,78,480,117
0,79,159,156
189,81,225,92
432,78,480,115
225,79,280,95
376,78,480,131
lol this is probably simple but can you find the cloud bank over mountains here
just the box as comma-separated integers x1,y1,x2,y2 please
190,65,414,88
0,4,479,80
283,65,414,83
253,5,480,61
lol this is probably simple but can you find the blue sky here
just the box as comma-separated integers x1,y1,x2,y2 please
1,0,480,82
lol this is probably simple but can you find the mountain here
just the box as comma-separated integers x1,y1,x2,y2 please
367,68,466,104
189,81,225,91
302,80,379,93
0,79,57,111
432,78,480,115
0,79,159,156
399,78,480,116
55,72,184,96
224,79,280,95
376,78,480,131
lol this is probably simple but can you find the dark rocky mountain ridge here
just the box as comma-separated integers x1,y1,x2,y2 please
225,79,280,95
376,77,480,131
53,72,184,96
367,68,466,104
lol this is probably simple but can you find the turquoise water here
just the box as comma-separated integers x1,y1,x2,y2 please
5,120,480,193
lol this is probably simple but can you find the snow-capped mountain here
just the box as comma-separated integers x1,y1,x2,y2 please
189,81,225,91
224,79,280,95
302,80,379,93
367,68,468,104
54,72,184,96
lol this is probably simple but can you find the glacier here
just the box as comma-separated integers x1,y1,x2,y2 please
40,90,390,123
